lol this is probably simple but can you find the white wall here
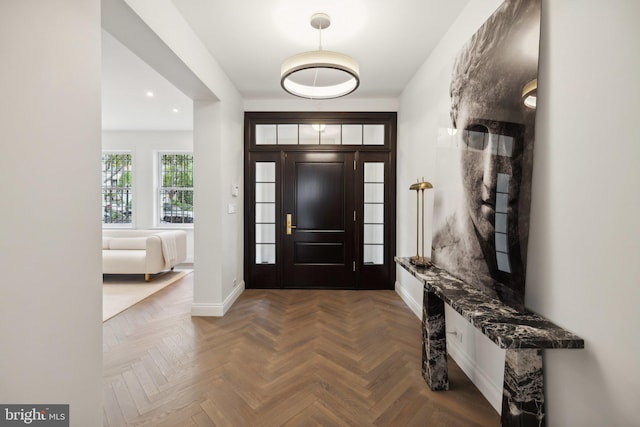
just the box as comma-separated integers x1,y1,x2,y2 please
191,99,245,315
397,0,640,425
526,1,640,425
102,130,195,262
0,1,103,425
218,102,245,302
122,0,245,316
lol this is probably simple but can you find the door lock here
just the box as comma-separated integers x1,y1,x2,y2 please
286,213,297,235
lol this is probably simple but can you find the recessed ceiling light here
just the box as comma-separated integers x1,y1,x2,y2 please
146,91,154,97
172,108,179,113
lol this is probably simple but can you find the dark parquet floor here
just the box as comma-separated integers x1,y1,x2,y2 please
103,273,499,426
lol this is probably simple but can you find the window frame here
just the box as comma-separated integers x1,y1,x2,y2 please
245,111,394,152
101,151,134,228
157,151,194,228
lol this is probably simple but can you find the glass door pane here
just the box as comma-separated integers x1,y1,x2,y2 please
363,162,384,265
256,161,276,264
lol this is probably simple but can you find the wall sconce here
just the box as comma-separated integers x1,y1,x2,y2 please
409,178,433,268
522,79,537,109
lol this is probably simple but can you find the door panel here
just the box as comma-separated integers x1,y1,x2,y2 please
295,243,344,264
296,162,344,230
283,152,355,288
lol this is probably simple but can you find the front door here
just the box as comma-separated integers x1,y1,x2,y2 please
244,112,397,290
283,152,355,288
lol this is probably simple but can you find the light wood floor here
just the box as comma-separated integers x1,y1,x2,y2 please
103,273,499,426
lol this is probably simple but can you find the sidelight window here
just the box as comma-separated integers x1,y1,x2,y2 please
255,162,276,264
363,162,385,264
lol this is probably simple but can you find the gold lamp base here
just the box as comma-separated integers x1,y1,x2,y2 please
410,256,432,268
409,178,433,270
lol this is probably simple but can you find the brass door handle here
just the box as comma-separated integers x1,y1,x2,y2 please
286,213,297,235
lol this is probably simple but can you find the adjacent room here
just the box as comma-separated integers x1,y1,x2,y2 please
2,0,639,426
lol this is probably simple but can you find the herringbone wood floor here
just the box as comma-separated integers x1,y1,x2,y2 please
103,273,499,426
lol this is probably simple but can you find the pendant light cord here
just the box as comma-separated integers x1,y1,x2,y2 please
311,23,324,96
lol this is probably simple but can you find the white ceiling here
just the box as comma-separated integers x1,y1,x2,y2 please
102,0,471,130
102,30,194,131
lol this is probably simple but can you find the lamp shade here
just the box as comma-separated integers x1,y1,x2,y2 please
281,13,360,99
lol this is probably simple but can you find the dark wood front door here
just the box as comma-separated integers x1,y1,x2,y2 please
244,112,397,290
283,152,355,288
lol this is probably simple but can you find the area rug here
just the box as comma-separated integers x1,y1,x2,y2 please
103,270,191,321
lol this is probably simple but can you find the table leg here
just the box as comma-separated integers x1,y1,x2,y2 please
501,349,545,427
422,288,449,390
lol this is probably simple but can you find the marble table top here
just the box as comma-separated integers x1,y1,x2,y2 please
395,257,584,350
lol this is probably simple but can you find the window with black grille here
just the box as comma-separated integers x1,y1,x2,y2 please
102,153,133,225
159,153,194,225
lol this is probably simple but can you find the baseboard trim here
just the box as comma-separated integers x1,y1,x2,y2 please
447,337,503,412
191,281,245,317
395,280,422,319
395,279,502,413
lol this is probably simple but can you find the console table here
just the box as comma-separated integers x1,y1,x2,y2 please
395,257,584,427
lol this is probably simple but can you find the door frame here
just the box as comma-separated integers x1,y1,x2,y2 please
283,151,356,289
244,112,397,290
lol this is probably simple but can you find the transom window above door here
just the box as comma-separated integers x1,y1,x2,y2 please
255,124,385,146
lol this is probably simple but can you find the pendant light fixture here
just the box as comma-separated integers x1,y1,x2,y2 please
281,13,360,99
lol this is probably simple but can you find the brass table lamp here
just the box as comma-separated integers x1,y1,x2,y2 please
409,178,433,268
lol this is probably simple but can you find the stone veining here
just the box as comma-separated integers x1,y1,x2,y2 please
396,257,584,349
396,256,583,427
